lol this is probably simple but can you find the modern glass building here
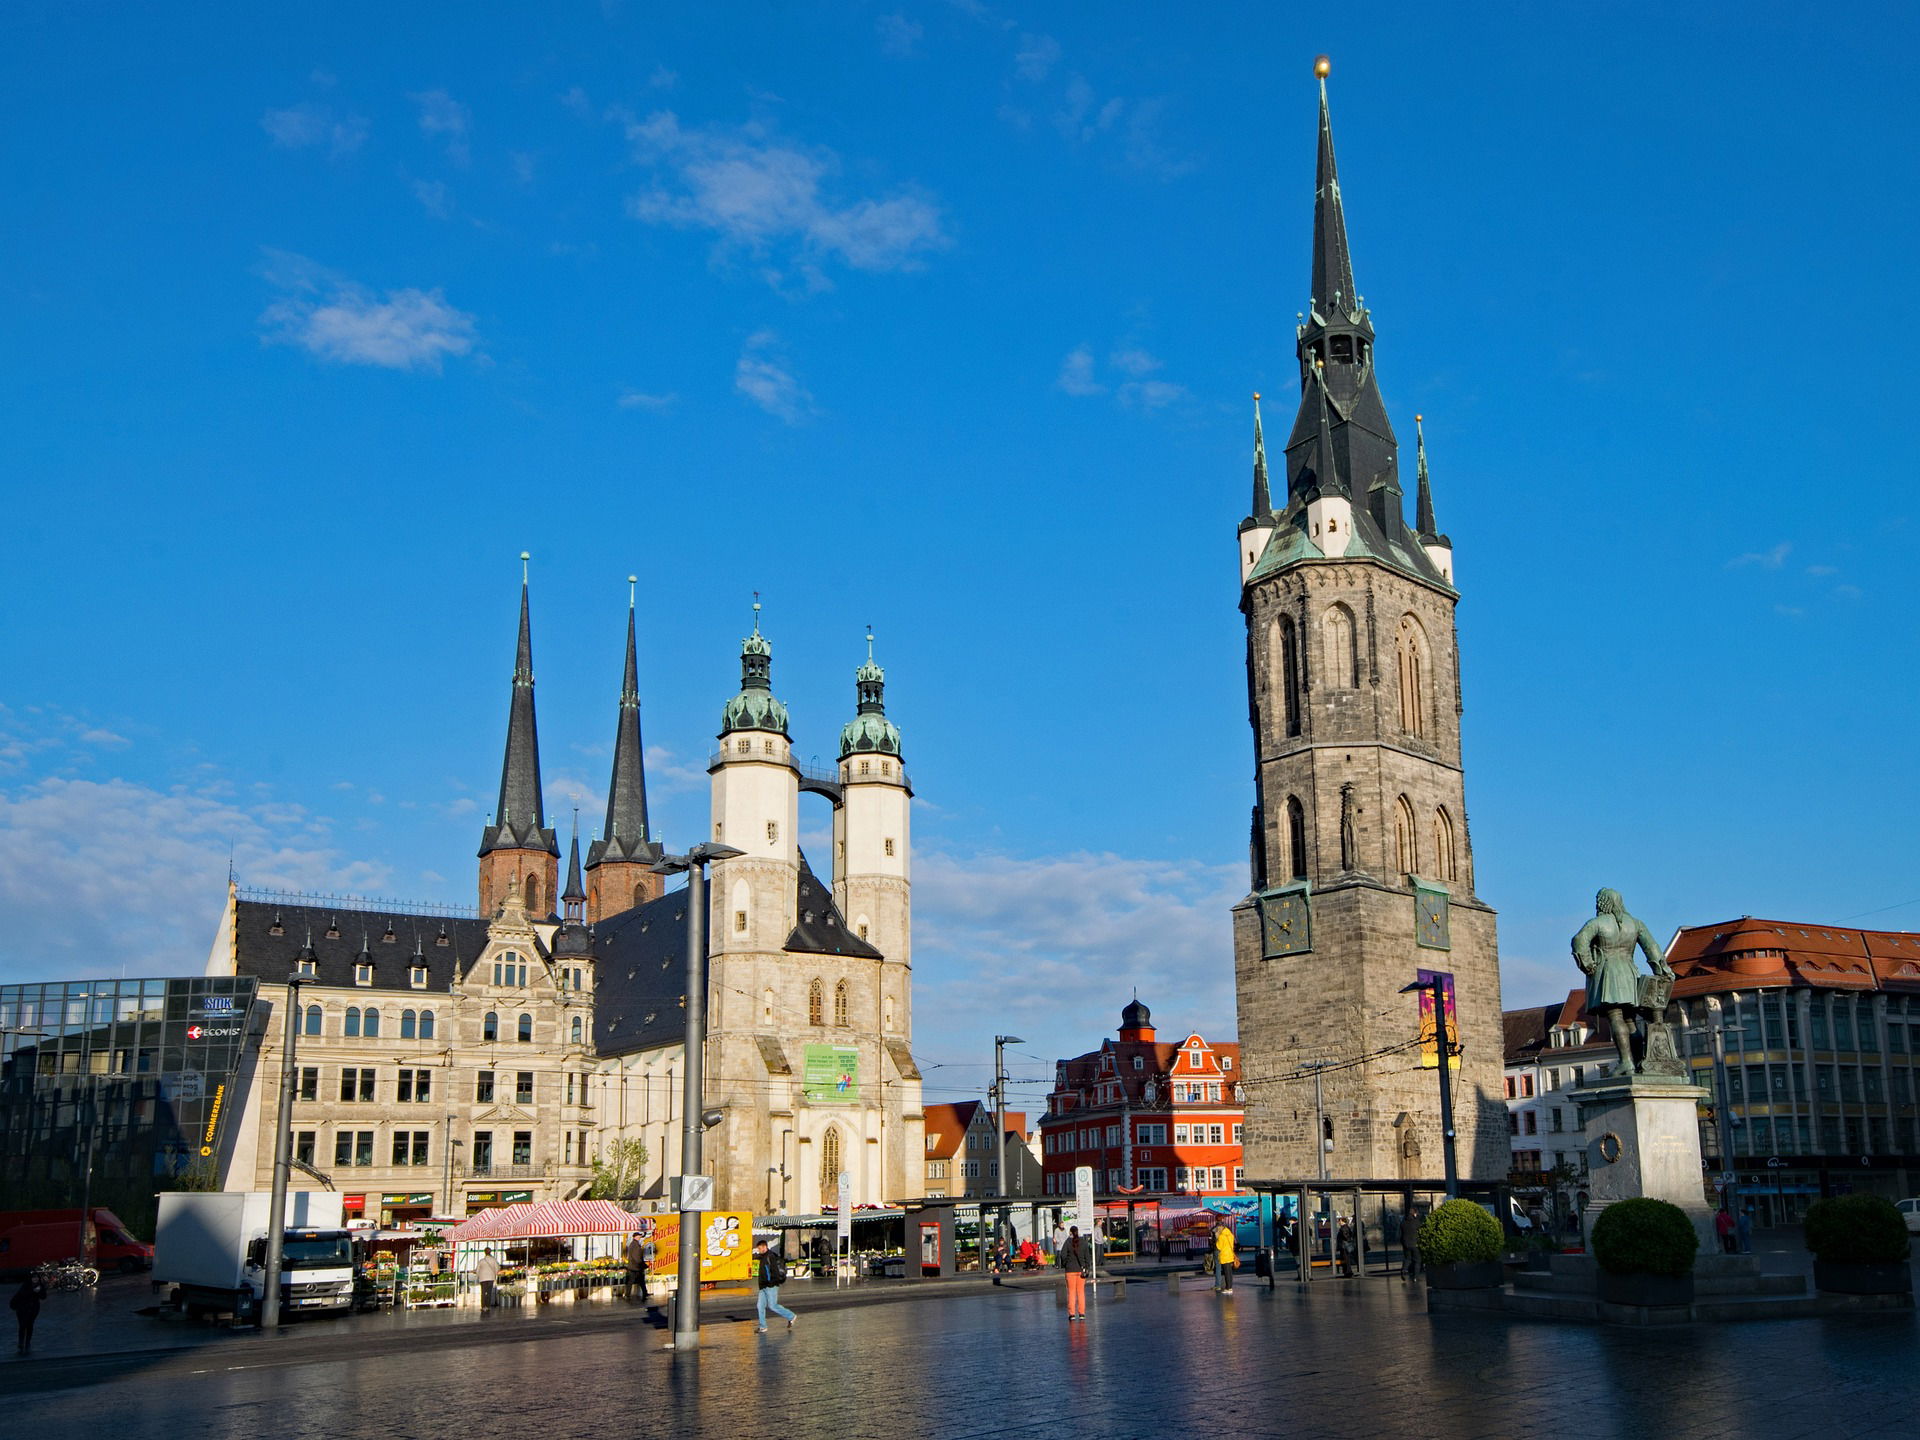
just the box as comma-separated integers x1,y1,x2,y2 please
0,976,263,1235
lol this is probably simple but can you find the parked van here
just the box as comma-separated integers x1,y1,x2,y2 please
0,1208,154,1276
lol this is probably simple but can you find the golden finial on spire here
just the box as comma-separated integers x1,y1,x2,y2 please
1313,55,1331,79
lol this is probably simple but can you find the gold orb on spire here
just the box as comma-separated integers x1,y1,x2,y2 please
1415,413,1423,423
1313,54,1331,79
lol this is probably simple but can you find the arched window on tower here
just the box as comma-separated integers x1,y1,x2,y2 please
1323,604,1359,689
1433,807,1457,884
1272,616,1302,738
834,980,850,1028
820,1126,843,1202
808,980,824,1027
1394,795,1418,877
633,881,648,910
1396,616,1429,738
1286,796,1308,880
571,1015,583,1045
525,875,542,916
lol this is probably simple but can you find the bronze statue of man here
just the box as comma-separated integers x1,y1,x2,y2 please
1571,888,1675,1074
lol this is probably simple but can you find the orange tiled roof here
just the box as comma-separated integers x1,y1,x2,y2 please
1669,918,1920,997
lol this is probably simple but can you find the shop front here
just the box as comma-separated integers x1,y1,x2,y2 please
465,1188,534,1214
381,1191,436,1227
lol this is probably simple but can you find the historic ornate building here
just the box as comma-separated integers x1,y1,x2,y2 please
209,575,922,1219
1231,65,1506,1183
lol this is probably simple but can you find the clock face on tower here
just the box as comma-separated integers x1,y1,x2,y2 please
1415,886,1450,951
1258,889,1311,958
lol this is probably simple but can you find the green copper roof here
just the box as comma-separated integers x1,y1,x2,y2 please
839,629,902,760
720,599,790,737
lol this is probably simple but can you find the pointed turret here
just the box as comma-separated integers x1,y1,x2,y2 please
1238,394,1279,583
477,554,559,919
1413,414,1455,584
719,598,790,738
1311,57,1357,319
563,815,586,917
586,578,664,919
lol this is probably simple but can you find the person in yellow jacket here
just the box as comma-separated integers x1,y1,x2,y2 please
1212,1219,1238,1294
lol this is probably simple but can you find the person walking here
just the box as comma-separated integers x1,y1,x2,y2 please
1736,1205,1755,1256
1212,1219,1238,1294
11,1274,48,1356
1059,1225,1091,1320
625,1231,649,1302
1714,1207,1737,1255
1400,1205,1423,1279
753,1240,797,1333
1335,1217,1357,1277
1050,1221,1066,1262
473,1250,499,1310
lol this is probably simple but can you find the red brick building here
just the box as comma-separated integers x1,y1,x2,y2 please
1039,999,1244,1199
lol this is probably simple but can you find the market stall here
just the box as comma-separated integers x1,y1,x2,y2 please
447,1201,753,1305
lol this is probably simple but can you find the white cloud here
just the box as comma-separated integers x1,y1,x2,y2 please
411,88,471,164
911,849,1243,1065
1109,347,1160,377
411,178,454,218
1013,33,1060,81
617,388,678,412
1119,378,1187,410
622,111,947,283
1057,346,1104,396
260,251,477,372
509,151,537,186
649,65,679,90
0,774,391,986
1727,542,1791,569
560,85,592,117
734,331,815,423
876,13,923,58
260,103,368,157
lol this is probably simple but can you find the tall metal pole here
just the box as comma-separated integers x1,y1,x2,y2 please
672,858,708,1351
1433,979,1459,1198
1309,1061,1329,1180
260,975,304,1328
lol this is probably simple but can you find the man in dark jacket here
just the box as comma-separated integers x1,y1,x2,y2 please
754,1240,796,1333
11,1275,48,1356
626,1232,650,1301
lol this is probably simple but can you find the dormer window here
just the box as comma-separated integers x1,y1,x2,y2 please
296,958,316,977
382,926,396,944
410,966,427,988
353,963,372,986
269,914,285,937
326,923,342,940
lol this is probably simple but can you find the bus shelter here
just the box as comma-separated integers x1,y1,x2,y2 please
1244,1178,1518,1280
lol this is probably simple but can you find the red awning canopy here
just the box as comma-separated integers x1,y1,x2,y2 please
447,1200,645,1243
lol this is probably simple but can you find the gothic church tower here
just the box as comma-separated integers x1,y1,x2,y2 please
1232,63,1505,1184
477,557,559,920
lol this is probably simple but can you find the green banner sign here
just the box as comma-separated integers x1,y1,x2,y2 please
803,1043,860,1103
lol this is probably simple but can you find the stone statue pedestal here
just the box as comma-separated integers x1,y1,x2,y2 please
1575,1075,1715,1251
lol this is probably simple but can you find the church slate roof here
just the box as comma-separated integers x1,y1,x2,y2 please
231,899,491,994
786,852,883,960
590,888,690,1059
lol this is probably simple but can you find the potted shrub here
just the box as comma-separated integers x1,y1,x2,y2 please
1591,1198,1698,1306
1804,1194,1912,1295
1419,1199,1505,1288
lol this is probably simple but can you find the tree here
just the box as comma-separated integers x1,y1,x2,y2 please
587,1138,649,1202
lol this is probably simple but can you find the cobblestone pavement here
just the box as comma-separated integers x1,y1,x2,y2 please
7,1268,1919,1440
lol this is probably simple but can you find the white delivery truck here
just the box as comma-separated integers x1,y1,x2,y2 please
155,1192,356,1321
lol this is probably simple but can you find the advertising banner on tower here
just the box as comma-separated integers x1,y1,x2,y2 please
1416,969,1460,1070
803,1044,860,1103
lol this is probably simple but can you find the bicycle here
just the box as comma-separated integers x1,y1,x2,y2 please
35,1258,100,1291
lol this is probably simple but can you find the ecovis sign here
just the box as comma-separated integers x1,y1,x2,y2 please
199,1082,227,1156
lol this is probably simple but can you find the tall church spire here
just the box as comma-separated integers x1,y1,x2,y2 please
480,553,557,859
1414,413,1438,538
585,577,663,919
1310,56,1357,318
1250,393,1272,517
563,813,586,913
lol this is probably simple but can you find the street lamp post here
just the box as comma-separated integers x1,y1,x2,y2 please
993,1036,1023,1202
1401,976,1459,1197
652,841,744,1353
260,969,307,1328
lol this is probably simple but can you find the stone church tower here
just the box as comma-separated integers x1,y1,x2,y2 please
477,557,560,920
1232,65,1506,1184
700,609,924,1214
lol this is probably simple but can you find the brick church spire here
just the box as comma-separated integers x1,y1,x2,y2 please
478,553,558,919
586,577,665,921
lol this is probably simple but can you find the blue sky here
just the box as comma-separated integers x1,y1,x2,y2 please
4,3,1918,1110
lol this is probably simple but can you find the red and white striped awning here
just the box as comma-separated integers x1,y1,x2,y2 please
448,1200,646,1243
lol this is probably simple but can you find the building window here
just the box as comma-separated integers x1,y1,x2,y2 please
512,1131,532,1167
809,979,824,1027
735,910,748,933
344,1006,361,1038
571,1015,583,1044
1396,615,1429,738
400,1009,417,1040
297,958,316,977
1174,1124,1190,1144
471,1132,493,1172
297,1067,318,1102
338,1068,375,1102
884,838,896,857
517,1013,533,1043
1523,1111,1538,1135
303,1004,322,1036
860,760,871,775
1394,795,1417,876
821,1126,843,1199
392,1131,430,1166
1323,603,1359,689
516,1071,535,1105
859,923,870,941
1286,795,1308,880
354,963,372,986
1273,615,1302,738
294,1130,315,1166
365,1007,383,1038
420,1009,435,1040
1432,807,1457,883
397,1069,432,1103
476,1071,495,1103
767,821,778,843
1208,1124,1225,1145
1550,1108,1564,1133
483,1011,498,1042
834,980,850,1028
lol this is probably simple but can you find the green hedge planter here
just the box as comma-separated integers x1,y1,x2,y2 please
1592,1198,1698,1279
